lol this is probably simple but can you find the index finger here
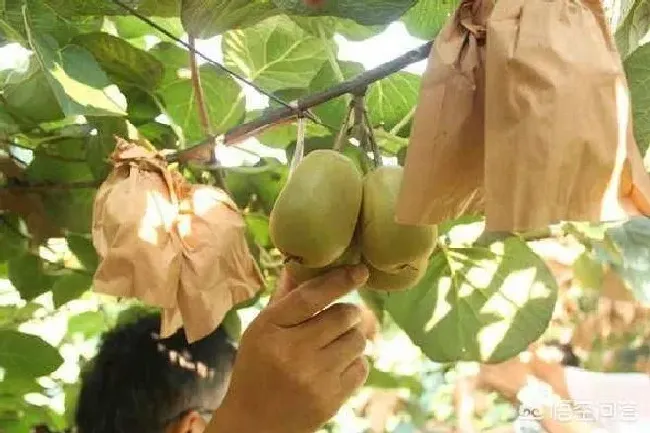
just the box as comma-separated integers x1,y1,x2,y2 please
266,264,369,327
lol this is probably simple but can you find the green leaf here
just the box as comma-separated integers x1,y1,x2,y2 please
67,233,99,272
24,4,127,117
222,308,242,341
573,251,605,291
86,117,129,181
335,18,387,41
112,15,184,40
0,0,103,46
624,43,650,156
379,237,558,363
25,151,97,233
26,154,93,184
159,64,245,143
614,0,650,58
365,365,423,394
72,32,165,90
8,254,54,301
67,311,108,339
366,71,421,134
257,118,331,148
222,15,329,92
289,15,386,40
41,189,96,233
0,330,63,378
224,158,288,214
63,383,81,426
150,41,189,85
0,219,28,262
271,0,417,26
401,0,458,40
52,272,93,308
181,0,280,38
602,217,650,303
0,303,41,328
39,0,181,17
245,212,271,248
2,61,66,125
308,60,364,127
0,105,20,135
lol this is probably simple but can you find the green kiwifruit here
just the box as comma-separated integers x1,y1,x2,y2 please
365,257,428,292
360,166,437,272
270,150,363,268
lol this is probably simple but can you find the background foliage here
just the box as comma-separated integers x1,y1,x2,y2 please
1,0,650,432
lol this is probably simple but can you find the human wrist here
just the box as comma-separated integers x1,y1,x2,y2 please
207,392,259,433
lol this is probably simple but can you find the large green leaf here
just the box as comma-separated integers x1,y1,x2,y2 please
222,15,329,92
38,0,181,17
289,15,386,40
308,60,365,128
23,4,127,118
0,330,63,378
181,0,279,38
624,43,650,156
271,0,417,26
401,0,458,40
614,0,650,58
2,61,66,125
8,254,55,301
378,237,558,363
158,63,246,143
366,71,421,135
72,32,165,90
601,217,650,303
0,0,103,45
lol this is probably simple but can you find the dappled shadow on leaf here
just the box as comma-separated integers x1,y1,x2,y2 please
379,237,558,364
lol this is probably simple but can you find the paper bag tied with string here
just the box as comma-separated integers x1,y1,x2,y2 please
93,138,265,343
166,183,265,342
92,138,182,308
396,0,494,226
484,0,650,232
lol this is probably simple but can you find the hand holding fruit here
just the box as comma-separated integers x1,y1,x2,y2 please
207,265,370,433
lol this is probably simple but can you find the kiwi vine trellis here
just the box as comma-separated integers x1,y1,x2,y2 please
111,0,434,165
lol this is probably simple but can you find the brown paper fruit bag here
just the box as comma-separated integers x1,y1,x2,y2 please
484,0,650,232
174,183,265,343
92,138,182,309
396,0,494,226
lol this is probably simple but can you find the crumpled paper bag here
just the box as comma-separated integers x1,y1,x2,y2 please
484,0,650,232
166,183,265,341
92,138,264,343
92,138,182,308
396,0,493,226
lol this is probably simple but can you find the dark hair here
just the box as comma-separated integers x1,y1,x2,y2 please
74,312,236,433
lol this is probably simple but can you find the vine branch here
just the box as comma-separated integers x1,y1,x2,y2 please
169,40,434,164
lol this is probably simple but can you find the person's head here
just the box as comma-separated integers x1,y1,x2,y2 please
75,311,236,433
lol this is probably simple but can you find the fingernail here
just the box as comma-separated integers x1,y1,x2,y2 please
349,264,369,284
